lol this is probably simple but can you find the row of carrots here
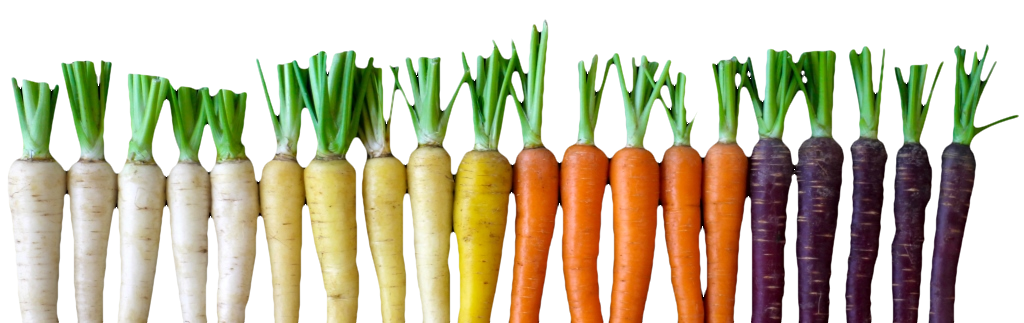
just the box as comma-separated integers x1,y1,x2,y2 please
8,21,1016,323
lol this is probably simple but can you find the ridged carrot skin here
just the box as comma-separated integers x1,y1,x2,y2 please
509,147,560,323
845,137,886,323
928,143,974,323
561,143,608,323
891,143,930,322
703,142,748,323
609,147,660,322
795,137,844,323
660,144,703,322
749,138,792,323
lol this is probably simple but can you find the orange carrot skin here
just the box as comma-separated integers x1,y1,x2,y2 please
609,147,660,322
510,147,560,323
703,142,749,323
561,144,608,323
661,145,705,323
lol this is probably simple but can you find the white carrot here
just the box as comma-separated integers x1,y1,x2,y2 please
9,79,63,323
167,85,212,322
118,74,168,323
203,89,260,323
61,60,117,322
257,60,306,323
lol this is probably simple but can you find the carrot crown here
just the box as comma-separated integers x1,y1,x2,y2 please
394,57,469,147
11,78,60,160
797,51,837,138
659,72,694,146
951,46,1018,145
895,63,942,144
462,43,517,151
168,85,208,163
612,54,671,148
257,60,304,158
850,47,885,139
510,21,549,149
126,74,169,163
293,51,363,159
576,55,613,146
743,50,801,140
62,61,112,160
712,57,748,143
356,59,392,158
202,89,248,162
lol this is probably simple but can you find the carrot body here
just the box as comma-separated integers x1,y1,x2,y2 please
305,158,360,322
68,159,117,322
845,137,887,323
9,159,65,323
211,159,260,323
261,156,305,323
509,147,560,323
703,142,748,323
118,162,167,323
363,156,408,323
167,161,212,323
749,138,793,323
609,147,660,322
891,143,930,322
928,143,975,323
560,143,608,323
660,145,704,322
795,137,844,323
407,145,455,323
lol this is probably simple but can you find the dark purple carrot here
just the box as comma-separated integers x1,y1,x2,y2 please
928,46,1017,323
891,60,942,323
793,50,842,323
740,49,801,323
845,47,887,323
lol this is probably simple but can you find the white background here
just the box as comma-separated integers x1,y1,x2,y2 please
2,0,1022,321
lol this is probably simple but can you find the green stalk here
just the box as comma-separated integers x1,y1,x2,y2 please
612,54,671,148
62,61,112,160
797,51,837,138
258,60,304,157
576,55,613,145
712,57,748,144
895,63,942,143
393,57,470,146
660,72,694,146
462,43,517,151
356,58,391,157
743,50,802,140
293,51,362,159
509,21,549,149
126,74,169,163
11,78,60,160
202,86,250,163
168,84,208,162
951,46,1018,145
849,47,885,139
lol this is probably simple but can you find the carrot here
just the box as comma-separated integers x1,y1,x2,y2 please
608,54,670,322
507,22,559,323
928,46,1017,323
62,60,118,322
9,78,63,323
657,71,704,322
704,57,750,323
741,50,801,323
561,55,611,323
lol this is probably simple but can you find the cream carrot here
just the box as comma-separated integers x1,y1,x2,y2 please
608,54,670,322
61,60,117,322
258,59,306,323
9,78,63,323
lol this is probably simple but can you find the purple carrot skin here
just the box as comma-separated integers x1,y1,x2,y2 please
891,143,929,322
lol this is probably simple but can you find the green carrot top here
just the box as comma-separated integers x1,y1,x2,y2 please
576,55,613,146
509,21,549,149
462,43,517,151
850,47,885,139
168,85,208,162
62,61,112,160
950,46,1018,145
797,50,837,138
612,54,671,148
202,88,248,162
712,57,748,144
258,60,304,158
895,62,942,144
659,72,694,146
11,78,60,160
126,74,169,163
356,58,392,158
394,57,469,147
295,51,362,159
743,50,801,140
